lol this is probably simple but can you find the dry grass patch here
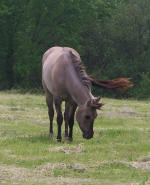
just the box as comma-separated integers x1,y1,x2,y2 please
0,164,99,185
36,162,86,175
123,161,150,170
0,164,33,184
49,144,83,154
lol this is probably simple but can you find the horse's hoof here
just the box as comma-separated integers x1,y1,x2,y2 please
65,137,73,142
64,134,68,138
56,138,61,142
64,136,69,141
49,133,53,137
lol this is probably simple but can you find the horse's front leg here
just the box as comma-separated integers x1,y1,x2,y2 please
65,102,77,141
54,99,63,142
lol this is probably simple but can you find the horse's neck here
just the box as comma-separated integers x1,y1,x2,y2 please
66,66,93,106
72,85,93,106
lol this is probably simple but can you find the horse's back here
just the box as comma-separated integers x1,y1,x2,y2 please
42,46,80,66
42,46,79,97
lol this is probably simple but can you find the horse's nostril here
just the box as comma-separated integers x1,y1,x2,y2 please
83,133,93,139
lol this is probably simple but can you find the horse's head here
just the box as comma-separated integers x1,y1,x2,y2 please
76,97,104,139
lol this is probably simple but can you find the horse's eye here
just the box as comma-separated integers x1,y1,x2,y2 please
85,115,90,120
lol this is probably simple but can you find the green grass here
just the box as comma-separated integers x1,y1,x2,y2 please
0,91,150,184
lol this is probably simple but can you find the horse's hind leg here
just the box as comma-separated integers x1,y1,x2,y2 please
64,102,69,138
46,92,54,137
54,98,63,142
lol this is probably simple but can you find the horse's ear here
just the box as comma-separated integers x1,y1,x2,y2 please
95,96,101,103
87,98,104,109
95,102,104,110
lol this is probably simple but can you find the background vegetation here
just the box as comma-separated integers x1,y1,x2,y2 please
0,0,150,98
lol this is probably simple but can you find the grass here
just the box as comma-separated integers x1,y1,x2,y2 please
0,91,150,184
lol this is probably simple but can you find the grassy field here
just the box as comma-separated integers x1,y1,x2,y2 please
0,91,150,185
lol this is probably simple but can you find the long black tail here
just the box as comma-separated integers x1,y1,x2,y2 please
88,76,133,92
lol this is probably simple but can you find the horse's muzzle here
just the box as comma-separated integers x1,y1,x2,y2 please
83,132,94,139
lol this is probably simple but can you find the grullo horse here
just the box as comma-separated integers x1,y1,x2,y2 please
42,47,133,141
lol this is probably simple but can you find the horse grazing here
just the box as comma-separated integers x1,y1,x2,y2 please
42,46,133,141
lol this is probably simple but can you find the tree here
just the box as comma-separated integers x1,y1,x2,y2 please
97,0,150,97
14,0,99,87
0,0,27,88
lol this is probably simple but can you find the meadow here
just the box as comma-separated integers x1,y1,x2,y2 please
0,91,150,185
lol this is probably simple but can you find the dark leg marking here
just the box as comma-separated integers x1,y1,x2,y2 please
64,102,69,138
54,99,63,142
67,103,77,141
46,92,54,137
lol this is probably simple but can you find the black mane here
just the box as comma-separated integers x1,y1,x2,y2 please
70,51,91,90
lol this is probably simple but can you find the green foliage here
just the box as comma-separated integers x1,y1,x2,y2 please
14,0,98,87
92,0,150,98
0,0,150,98
137,73,150,99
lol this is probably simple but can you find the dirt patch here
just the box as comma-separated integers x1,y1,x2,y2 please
124,161,150,170
36,162,86,175
140,157,150,162
0,114,16,121
94,160,150,171
0,165,32,184
49,144,83,154
0,164,97,185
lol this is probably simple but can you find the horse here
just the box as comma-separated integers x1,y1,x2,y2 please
42,46,133,141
